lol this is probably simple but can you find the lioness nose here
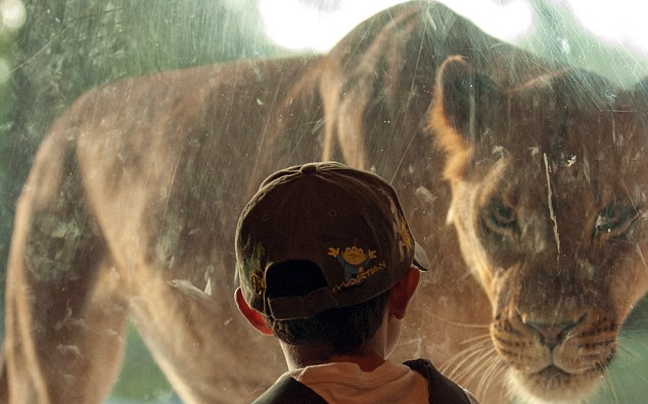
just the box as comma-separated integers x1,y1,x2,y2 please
522,315,584,349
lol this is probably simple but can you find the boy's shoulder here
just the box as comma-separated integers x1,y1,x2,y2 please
251,359,476,404
250,374,327,404
404,358,476,404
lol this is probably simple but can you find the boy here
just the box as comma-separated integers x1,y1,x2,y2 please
234,162,480,403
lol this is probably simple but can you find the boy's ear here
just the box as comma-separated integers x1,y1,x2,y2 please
234,288,273,335
388,267,421,320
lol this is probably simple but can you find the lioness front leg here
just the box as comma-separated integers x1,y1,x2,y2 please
121,252,284,404
3,136,130,404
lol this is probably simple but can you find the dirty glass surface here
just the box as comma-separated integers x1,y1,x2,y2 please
0,1,647,403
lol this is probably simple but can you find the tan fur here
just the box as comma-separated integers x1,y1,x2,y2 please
2,2,647,404
429,57,648,403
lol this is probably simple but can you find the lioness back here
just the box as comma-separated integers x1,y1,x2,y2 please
4,56,325,403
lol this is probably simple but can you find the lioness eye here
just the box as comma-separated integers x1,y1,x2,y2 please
483,201,517,235
595,205,635,237
493,204,515,225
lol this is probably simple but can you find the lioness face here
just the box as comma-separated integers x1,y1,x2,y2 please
431,57,648,403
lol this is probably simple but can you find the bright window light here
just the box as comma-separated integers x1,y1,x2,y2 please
442,0,532,42
0,0,26,32
258,0,404,52
259,0,533,52
568,0,648,53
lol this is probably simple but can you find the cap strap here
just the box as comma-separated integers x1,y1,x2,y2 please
268,287,337,320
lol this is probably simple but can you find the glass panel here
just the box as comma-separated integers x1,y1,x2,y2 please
1,1,646,403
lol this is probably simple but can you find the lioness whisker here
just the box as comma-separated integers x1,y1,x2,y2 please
616,331,648,359
449,350,489,381
441,334,492,366
459,346,505,399
443,334,497,383
598,364,620,404
459,332,493,345
476,356,506,399
615,341,637,358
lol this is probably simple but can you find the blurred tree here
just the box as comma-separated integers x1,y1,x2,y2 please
521,0,648,88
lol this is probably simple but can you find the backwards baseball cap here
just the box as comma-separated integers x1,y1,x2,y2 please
235,162,429,320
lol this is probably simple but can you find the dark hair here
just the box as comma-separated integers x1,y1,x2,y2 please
264,260,390,354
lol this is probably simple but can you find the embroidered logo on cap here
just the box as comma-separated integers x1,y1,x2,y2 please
244,243,266,295
390,198,413,261
329,245,387,292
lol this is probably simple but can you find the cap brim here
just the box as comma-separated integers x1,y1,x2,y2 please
413,242,430,271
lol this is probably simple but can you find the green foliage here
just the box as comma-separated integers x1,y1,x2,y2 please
518,0,648,88
111,326,176,402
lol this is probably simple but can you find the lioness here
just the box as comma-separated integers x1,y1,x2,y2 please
3,2,647,404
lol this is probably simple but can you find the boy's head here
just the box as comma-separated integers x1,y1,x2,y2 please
234,162,428,351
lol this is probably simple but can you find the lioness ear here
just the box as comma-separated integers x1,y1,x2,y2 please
428,56,500,181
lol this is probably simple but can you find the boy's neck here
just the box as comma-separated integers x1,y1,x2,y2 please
281,340,387,372
280,307,398,372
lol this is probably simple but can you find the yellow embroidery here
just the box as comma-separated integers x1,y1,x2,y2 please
329,244,381,287
245,242,266,294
